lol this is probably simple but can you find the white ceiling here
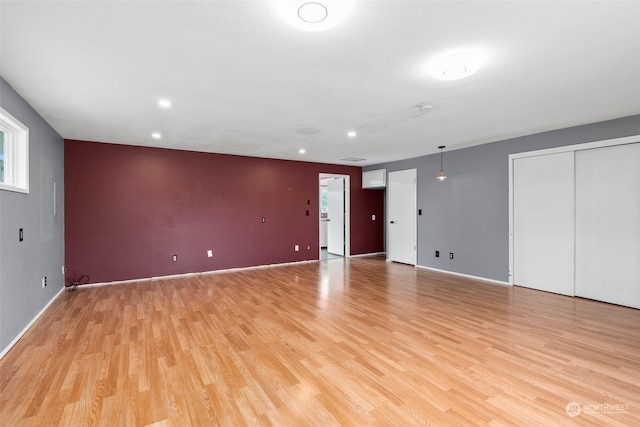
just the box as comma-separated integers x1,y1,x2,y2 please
1,0,639,166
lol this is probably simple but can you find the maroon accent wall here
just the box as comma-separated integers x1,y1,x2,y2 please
64,140,384,283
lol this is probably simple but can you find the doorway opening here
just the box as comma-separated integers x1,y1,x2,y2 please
319,173,350,260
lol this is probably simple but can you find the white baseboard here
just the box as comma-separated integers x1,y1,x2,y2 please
0,285,65,360
350,252,386,258
79,259,319,288
83,255,390,289
416,264,511,286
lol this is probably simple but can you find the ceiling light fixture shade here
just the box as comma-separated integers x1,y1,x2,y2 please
427,49,486,81
298,2,328,23
437,145,447,181
275,0,353,32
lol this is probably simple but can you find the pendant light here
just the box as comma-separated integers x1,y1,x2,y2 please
437,145,447,181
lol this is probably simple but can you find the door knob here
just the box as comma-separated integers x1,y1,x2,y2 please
390,221,395,224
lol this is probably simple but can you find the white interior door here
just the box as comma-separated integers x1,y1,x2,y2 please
388,169,416,265
327,177,345,256
575,143,640,308
513,152,575,296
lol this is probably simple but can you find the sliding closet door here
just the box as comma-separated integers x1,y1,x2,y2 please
575,143,640,308
513,152,575,296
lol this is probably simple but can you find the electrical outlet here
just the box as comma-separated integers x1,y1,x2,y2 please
172,255,178,262
307,245,311,250
62,265,65,275
449,252,454,259
294,245,299,252
371,214,376,220
42,276,47,288
435,250,439,257
207,250,213,257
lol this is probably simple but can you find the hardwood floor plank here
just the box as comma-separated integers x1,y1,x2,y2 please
2,257,639,425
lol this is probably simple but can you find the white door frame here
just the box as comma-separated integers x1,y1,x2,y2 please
319,173,350,259
508,134,640,285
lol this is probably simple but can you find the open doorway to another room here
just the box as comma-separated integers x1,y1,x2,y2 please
319,174,350,260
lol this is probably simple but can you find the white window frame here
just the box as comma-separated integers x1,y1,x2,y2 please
0,106,29,193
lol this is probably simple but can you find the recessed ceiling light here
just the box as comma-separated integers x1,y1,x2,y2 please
151,132,162,139
299,148,306,154
158,99,171,108
427,49,486,81
275,0,353,32
347,130,357,138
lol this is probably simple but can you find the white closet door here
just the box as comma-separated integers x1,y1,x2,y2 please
575,143,640,308
513,152,575,296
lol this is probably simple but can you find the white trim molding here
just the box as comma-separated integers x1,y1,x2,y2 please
417,264,510,286
78,259,319,288
0,286,65,360
350,252,386,258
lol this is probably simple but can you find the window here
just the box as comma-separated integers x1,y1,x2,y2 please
0,107,29,193
321,185,328,213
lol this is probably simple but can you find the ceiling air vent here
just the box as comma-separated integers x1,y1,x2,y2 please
341,157,367,162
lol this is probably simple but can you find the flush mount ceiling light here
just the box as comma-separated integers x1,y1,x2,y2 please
151,132,162,139
299,148,306,154
275,0,353,32
157,99,171,108
427,49,485,81
347,130,357,138
437,145,447,181
298,2,328,23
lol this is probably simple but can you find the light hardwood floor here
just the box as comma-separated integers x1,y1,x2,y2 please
1,257,639,426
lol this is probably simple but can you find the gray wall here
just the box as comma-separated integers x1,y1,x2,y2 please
366,115,640,282
0,78,64,353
